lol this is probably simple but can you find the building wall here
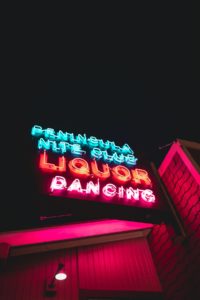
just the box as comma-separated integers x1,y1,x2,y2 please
0,248,79,300
0,237,161,300
148,152,200,300
4,140,200,300
78,238,161,292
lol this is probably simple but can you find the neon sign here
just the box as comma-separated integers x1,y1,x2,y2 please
39,152,152,187
50,176,155,203
31,125,138,166
31,125,157,207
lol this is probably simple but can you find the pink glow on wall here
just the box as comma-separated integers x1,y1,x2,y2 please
55,272,67,280
159,140,200,184
78,238,162,292
0,220,153,247
150,139,200,299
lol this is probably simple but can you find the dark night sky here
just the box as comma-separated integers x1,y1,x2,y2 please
2,77,199,231
31,79,199,165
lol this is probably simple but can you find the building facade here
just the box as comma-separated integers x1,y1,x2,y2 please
0,139,199,300
148,139,200,300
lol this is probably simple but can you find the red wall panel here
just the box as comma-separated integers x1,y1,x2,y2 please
0,249,79,300
78,237,162,292
148,153,200,300
0,237,162,300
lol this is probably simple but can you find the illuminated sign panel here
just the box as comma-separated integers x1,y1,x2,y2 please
31,125,160,212
31,125,137,166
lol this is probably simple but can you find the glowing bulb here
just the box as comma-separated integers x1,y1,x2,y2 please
55,272,67,280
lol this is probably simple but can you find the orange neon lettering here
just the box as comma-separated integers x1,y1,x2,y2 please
111,165,131,184
68,158,90,179
39,151,66,172
131,168,152,187
90,160,110,180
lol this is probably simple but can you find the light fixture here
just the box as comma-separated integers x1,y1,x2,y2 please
55,263,67,280
45,263,67,296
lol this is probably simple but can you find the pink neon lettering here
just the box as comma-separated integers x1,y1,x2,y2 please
118,186,125,198
67,178,83,193
102,184,117,198
141,189,155,202
126,188,140,200
50,176,67,192
86,180,100,195
49,176,156,203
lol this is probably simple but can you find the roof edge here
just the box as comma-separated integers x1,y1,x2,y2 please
158,140,200,185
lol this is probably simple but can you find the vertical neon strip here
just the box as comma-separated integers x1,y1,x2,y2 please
131,169,152,187
111,165,131,184
90,160,110,181
68,158,90,178
118,186,125,198
39,151,66,172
